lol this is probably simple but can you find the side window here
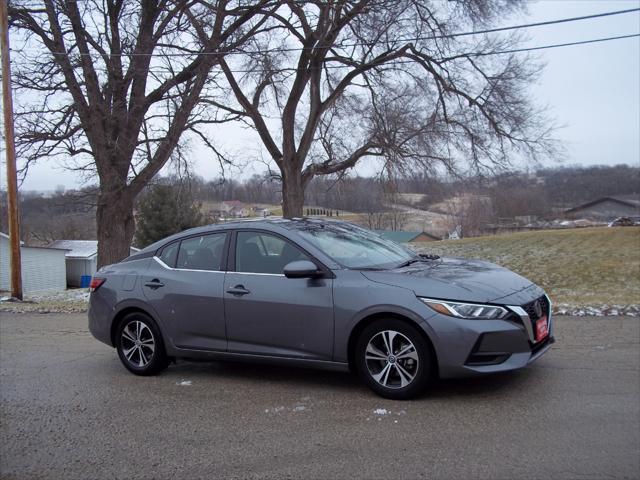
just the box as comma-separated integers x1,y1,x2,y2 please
236,232,310,274
158,242,179,268
176,233,226,271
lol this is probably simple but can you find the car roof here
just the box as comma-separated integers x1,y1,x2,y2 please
136,217,353,254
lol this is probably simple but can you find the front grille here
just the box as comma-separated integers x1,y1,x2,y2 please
522,295,549,321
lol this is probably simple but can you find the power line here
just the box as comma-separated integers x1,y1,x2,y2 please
146,33,637,74
14,6,640,58
469,33,640,57
411,7,640,41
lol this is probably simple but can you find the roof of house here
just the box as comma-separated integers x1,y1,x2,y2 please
48,240,99,258
0,232,25,245
373,230,439,242
566,195,640,213
2,232,69,252
47,240,140,259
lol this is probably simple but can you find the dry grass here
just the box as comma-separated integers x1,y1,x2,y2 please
413,227,640,306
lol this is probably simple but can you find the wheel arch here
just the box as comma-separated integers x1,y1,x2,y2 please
346,312,439,377
110,306,158,347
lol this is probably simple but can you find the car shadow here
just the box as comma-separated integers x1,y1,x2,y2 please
169,357,541,399
429,368,539,399
172,358,361,390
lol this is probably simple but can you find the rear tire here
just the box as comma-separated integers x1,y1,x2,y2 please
355,319,433,399
116,312,169,376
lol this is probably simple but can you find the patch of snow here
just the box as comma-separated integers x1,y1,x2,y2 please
27,289,90,303
264,406,286,414
553,304,639,317
176,380,192,386
373,408,390,415
0,296,21,303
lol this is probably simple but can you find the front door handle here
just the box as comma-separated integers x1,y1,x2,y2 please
226,285,250,296
144,279,165,289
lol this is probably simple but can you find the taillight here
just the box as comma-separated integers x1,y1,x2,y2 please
89,277,106,292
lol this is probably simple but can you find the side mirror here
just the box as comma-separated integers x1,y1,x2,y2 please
283,260,321,279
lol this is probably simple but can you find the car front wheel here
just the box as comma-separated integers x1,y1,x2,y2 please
355,319,433,399
116,312,169,376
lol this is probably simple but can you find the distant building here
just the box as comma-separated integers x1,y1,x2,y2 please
374,230,440,243
221,200,250,218
255,208,271,217
565,195,640,221
47,240,139,287
1,233,67,294
206,200,253,219
447,228,461,240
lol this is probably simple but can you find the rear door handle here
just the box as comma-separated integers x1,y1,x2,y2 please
226,285,250,296
144,279,165,289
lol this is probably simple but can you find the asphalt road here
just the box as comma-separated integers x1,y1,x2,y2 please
1,312,638,480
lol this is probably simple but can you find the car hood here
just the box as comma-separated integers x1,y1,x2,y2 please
361,256,543,304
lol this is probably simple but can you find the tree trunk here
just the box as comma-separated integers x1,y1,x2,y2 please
96,190,136,269
281,166,305,218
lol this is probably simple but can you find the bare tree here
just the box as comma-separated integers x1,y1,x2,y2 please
213,1,557,218
9,0,275,266
443,193,494,238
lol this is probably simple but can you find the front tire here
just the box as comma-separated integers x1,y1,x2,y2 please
116,312,169,376
355,319,433,399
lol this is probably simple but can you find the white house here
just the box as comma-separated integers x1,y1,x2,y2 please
0,233,68,294
47,240,139,287
221,200,250,218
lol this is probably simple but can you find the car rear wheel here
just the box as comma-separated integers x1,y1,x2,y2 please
355,319,433,399
116,312,169,376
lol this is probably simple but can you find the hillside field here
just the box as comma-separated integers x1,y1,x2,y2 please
413,227,640,309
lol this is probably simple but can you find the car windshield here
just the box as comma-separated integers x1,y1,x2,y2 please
296,223,417,269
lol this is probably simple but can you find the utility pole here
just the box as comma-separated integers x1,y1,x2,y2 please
0,0,23,300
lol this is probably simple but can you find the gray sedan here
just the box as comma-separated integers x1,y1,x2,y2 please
88,218,554,399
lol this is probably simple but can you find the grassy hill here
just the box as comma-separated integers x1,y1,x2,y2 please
413,227,640,308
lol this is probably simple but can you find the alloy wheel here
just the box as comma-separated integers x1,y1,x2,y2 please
120,320,155,368
365,330,419,389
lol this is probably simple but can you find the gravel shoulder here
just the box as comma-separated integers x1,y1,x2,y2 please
1,312,638,479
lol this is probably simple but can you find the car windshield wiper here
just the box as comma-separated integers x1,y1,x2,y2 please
395,254,440,269
395,258,422,268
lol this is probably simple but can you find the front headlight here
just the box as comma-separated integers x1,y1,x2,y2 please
419,297,508,320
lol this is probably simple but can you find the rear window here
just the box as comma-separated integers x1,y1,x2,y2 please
158,242,179,268
176,233,226,271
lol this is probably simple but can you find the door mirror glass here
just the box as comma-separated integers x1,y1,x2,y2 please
283,260,321,279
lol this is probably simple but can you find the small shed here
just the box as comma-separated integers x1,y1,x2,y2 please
0,233,68,294
374,230,440,243
47,240,139,287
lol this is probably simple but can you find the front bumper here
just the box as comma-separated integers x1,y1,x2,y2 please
422,294,555,378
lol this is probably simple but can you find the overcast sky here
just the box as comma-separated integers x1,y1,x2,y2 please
2,0,639,192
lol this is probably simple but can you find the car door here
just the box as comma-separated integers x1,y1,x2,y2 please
142,232,229,351
224,230,334,360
